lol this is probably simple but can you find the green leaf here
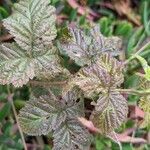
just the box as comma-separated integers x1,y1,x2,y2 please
0,134,23,150
115,21,133,37
2,122,12,136
53,119,91,150
44,145,52,150
73,53,124,98
79,15,86,25
135,55,150,80
142,1,150,36
59,25,122,66
0,0,62,87
0,7,9,19
0,102,11,122
69,9,77,22
91,91,128,134
18,88,84,136
99,17,113,36
127,27,145,57
14,99,25,110
51,0,60,5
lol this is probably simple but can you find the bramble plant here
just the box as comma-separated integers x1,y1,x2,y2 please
1,0,150,150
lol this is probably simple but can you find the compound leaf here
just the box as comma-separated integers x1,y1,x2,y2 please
59,25,122,66
91,91,128,134
18,88,84,136
73,53,124,98
0,0,62,87
53,119,91,150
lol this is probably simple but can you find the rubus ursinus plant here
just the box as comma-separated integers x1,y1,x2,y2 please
1,0,150,149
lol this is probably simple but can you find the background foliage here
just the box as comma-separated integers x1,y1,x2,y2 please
0,0,150,150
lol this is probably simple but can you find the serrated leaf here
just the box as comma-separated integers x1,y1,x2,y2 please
18,94,66,136
139,78,150,128
3,0,57,51
0,0,63,87
0,43,62,87
90,25,122,56
18,88,84,136
59,25,122,66
139,96,150,129
73,53,124,98
53,119,91,150
91,91,128,134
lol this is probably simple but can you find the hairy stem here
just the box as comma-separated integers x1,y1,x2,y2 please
7,86,27,150
114,88,150,95
29,80,68,86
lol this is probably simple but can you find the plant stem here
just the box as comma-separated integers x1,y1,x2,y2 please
114,88,150,95
29,80,68,86
124,41,150,65
7,86,27,150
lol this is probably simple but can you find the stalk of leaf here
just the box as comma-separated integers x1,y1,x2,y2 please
125,19,150,63
113,88,150,96
29,80,68,87
7,86,27,150
126,49,150,75
124,40,150,64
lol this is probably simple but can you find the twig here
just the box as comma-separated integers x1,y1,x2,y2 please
124,41,150,65
7,86,27,150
